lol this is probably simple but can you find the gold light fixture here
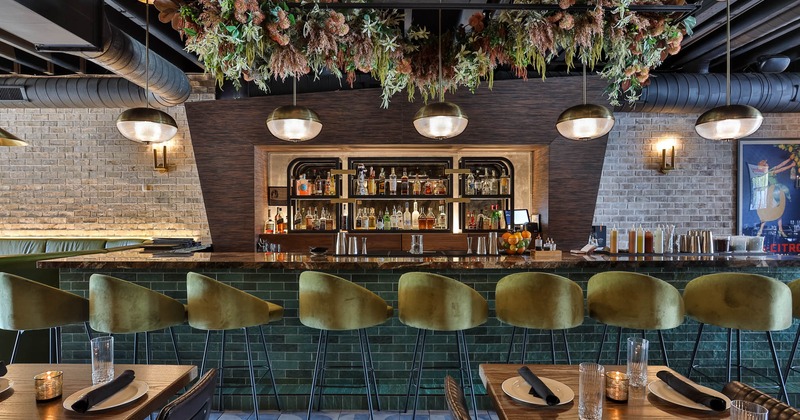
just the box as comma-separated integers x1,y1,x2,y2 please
153,143,168,172
695,0,762,140
659,145,676,174
116,1,178,144
413,7,468,140
266,77,322,142
0,127,28,146
556,65,615,141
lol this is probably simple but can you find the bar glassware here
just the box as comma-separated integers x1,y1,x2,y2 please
579,362,604,420
627,337,649,388
90,336,114,385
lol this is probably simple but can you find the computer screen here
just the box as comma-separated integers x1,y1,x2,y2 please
513,209,530,225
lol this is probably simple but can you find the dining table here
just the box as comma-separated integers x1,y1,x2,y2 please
480,364,732,419
0,363,198,420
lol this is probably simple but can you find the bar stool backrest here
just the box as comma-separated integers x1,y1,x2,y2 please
186,272,283,331
89,274,186,334
684,273,791,331
156,368,218,420
788,278,800,319
0,272,88,331
298,271,392,331
587,271,684,330
398,272,487,331
496,272,583,330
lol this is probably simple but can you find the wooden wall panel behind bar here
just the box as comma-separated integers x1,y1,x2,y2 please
187,78,607,251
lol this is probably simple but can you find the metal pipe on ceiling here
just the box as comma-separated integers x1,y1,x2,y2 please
0,76,170,108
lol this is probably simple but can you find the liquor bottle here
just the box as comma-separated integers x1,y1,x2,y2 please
265,208,275,234
367,166,376,196
313,208,322,230
482,208,492,230
294,207,305,230
467,210,476,230
436,205,446,229
411,201,420,230
357,164,368,196
435,177,447,195
369,207,377,230
400,168,410,195
296,174,310,196
636,225,645,253
389,167,398,195
482,168,492,195
326,171,336,196
275,207,285,234
354,208,363,230
378,168,386,195
318,208,327,231
361,208,370,230
488,170,498,194
305,207,314,230
376,210,384,230
465,171,476,195
315,172,324,195
535,235,543,251
490,204,500,230
499,169,510,195
653,225,663,254
383,207,392,230
644,229,654,253
403,202,412,230
609,225,618,253
412,173,422,195
424,173,433,195
418,207,428,230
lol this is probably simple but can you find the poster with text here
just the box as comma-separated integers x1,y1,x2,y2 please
738,139,800,254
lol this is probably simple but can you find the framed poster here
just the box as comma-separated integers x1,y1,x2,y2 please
268,186,288,206
738,139,800,254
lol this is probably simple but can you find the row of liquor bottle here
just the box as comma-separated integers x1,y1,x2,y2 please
464,168,511,196
607,225,676,254
264,207,288,234
294,171,336,196
464,205,505,230
352,165,448,196
352,201,448,230
263,206,338,233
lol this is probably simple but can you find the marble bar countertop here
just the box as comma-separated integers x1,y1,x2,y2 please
36,249,800,270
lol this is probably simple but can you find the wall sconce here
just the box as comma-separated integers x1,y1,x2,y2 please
659,145,675,174
153,144,168,172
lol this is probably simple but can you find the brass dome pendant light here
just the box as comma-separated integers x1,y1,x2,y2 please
0,127,28,147
266,77,322,142
116,1,178,144
413,7,468,140
556,64,615,141
695,0,762,140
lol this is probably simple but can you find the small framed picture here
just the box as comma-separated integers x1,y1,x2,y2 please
268,186,288,206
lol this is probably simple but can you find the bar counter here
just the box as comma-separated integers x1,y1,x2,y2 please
40,250,800,411
37,249,800,270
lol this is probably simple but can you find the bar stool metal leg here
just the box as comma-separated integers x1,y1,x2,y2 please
200,330,211,375
316,331,330,411
219,330,227,412
615,327,622,364
767,331,788,401
243,327,260,420
364,330,381,412
458,330,479,420
783,327,800,383
726,328,733,383
687,323,705,379
657,330,669,367
506,326,517,363
521,328,530,364
168,326,181,365
403,329,424,413
307,330,325,420
596,324,608,363
358,329,375,420
409,329,428,419
550,330,556,364
258,325,281,411
563,330,572,365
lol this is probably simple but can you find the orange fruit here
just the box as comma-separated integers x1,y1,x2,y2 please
521,230,532,239
507,236,519,245
502,232,512,241
516,246,526,254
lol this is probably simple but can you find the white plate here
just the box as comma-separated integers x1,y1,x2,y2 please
0,378,13,394
63,380,149,412
501,375,574,406
648,379,731,411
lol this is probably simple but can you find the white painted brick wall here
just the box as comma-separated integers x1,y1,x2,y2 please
593,111,800,249
0,74,214,243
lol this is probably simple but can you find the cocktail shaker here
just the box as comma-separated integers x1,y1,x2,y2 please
335,231,347,255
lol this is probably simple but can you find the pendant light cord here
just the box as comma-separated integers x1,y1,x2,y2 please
438,6,443,102
582,64,587,105
145,1,150,110
726,0,730,106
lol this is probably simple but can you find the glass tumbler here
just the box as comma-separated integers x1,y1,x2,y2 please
730,400,768,420
627,337,649,388
90,336,114,385
579,362,604,420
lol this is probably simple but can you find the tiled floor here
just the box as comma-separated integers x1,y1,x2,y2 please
210,410,499,420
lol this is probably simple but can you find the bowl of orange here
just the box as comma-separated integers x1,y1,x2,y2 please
498,230,531,255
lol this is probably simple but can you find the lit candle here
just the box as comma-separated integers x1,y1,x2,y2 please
34,370,63,402
605,371,629,402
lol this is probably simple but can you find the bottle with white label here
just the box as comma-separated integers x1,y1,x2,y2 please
403,202,412,230
411,201,420,230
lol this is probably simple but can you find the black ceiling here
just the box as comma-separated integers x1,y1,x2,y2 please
0,0,798,97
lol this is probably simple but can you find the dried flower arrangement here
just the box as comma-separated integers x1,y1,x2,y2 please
154,0,695,107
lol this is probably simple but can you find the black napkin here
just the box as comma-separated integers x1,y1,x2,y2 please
0,361,6,377
656,370,726,411
518,366,560,406
71,370,135,413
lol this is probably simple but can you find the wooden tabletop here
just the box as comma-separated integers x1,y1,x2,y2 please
479,364,731,419
0,363,198,420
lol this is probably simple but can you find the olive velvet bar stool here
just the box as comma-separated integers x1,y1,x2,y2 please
299,271,393,420
587,271,685,366
89,274,185,364
398,272,488,420
0,272,91,363
186,272,283,419
684,273,792,400
496,272,584,364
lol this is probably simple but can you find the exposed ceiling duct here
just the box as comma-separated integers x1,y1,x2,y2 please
0,0,190,107
0,76,170,108
619,72,800,114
